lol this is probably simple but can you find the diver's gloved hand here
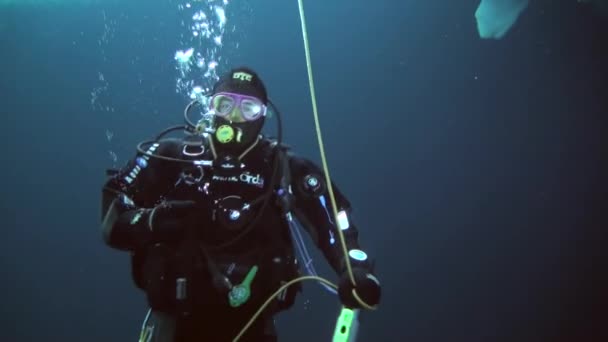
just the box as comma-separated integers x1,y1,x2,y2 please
338,267,381,309
110,199,200,250
147,200,199,240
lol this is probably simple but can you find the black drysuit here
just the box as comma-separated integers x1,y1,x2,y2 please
100,137,374,341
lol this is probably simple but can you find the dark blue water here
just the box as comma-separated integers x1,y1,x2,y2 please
1,0,607,341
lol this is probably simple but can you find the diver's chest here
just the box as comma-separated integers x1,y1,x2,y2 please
207,163,270,197
173,159,272,201
209,169,267,194
172,159,275,238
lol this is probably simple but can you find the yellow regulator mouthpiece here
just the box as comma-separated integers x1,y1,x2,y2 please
216,125,235,144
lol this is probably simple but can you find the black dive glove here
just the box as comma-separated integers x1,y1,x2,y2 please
338,267,381,309
111,199,198,250
146,200,199,241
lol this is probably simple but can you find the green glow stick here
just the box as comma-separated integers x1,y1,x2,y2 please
332,307,359,342
229,265,258,307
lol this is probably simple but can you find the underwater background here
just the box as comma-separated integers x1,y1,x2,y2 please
1,0,607,341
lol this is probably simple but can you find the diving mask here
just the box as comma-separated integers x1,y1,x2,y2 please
210,92,267,122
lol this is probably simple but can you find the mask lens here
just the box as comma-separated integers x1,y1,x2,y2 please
212,94,235,117
240,98,264,120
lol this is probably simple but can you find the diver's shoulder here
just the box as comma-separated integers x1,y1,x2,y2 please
260,136,290,150
256,137,322,174
257,136,292,157
256,136,317,171
287,153,320,170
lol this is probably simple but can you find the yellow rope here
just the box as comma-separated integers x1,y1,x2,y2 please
295,0,375,311
235,1,379,340
232,276,337,341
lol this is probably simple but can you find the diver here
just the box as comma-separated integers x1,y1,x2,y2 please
100,66,381,342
